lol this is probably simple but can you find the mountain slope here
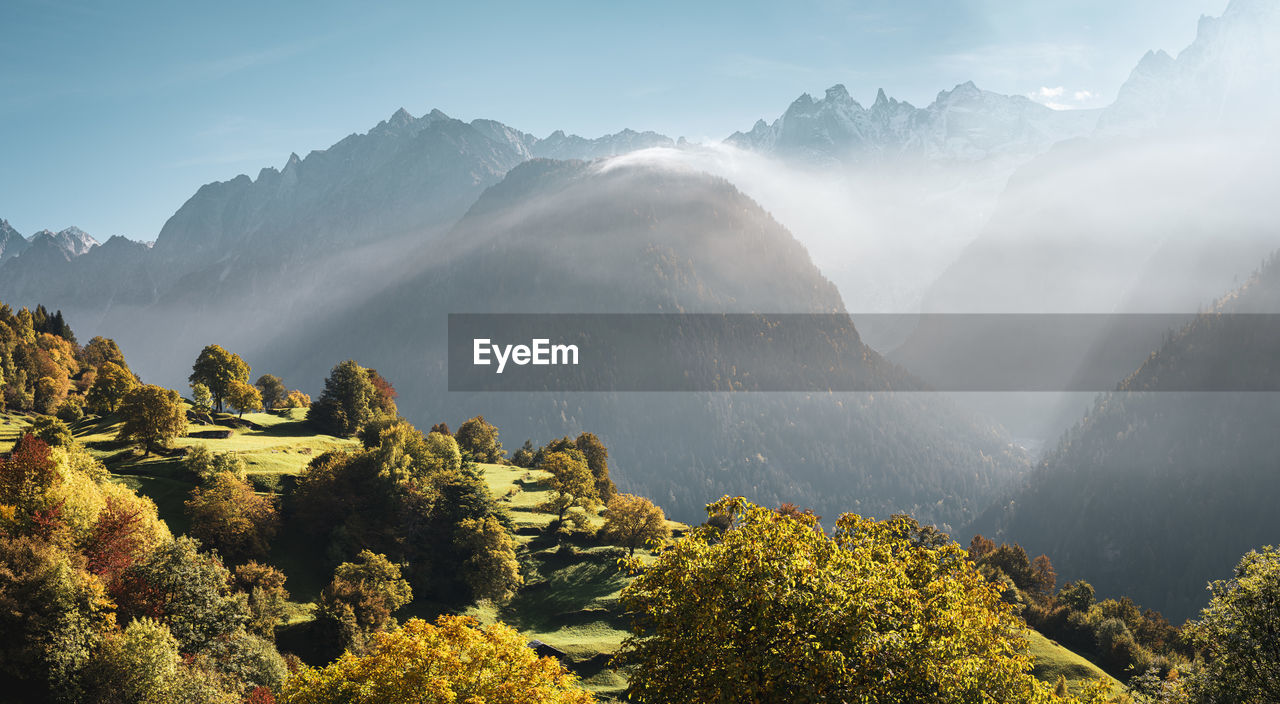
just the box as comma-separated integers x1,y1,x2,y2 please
256,159,1029,526
0,219,28,263
968,252,1280,622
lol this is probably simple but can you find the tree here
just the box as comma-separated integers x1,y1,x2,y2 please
0,534,115,701
511,439,536,468
538,450,600,528
190,383,214,413
184,446,248,484
185,473,279,564
189,345,250,413
601,493,670,556
616,496,1086,704
317,550,412,646
116,385,187,456
282,390,311,408
234,561,290,640
455,415,504,463
33,374,67,414
280,615,595,704
80,617,190,704
114,536,250,654
575,432,615,501
254,374,287,411
307,360,378,437
1031,553,1058,599
85,361,137,415
1058,580,1096,613
227,380,263,418
453,516,522,603
1186,545,1280,703
80,336,128,371
0,435,58,510
25,416,73,448
366,369,397,416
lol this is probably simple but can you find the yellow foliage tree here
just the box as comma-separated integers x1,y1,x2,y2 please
281,615,595,704
616,496,1111,704
600,493,670,556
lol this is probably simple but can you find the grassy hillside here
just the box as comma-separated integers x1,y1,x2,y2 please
0,409,1117,701
1027,630,1125,698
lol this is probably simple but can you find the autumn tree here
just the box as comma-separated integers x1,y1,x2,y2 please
189,344,250,413
185,447,249,484
453,516,522,602
538,450,600,528
234,561,290,640
616,496,1089,704
601,494,670,556
455,415,504,463
185,473,279,563
280,615,595,704
255,374,287,411
366,368,397,416
116,385,187,456
574,432,615,501
80,335,128,371
282,389,311,408
0,436,58,514
968,534,997,560
307,360,380,437
25,415,73,448
316,550,412,647
86,360,137,415
1186,545,1280,703
189,382,214,414
78,616,246,704
114,536,251,654
227,380,263,418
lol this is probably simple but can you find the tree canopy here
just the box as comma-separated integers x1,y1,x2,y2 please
116,385,188,456
1186,545,1280,703
616,496,1101,704
189,345,250,413
280,615,595,704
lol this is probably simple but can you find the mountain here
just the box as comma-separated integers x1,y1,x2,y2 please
0,220,28,263
726,81,1097,168
31,226,98,258
1098,0,1280,135
255,159,1030,525
0,108,679,352
967,252,1280,622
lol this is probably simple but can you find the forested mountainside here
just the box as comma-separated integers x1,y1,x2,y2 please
969,252,1280,622
254,159,1029,526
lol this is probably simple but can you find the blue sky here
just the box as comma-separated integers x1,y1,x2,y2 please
1,0,1224,242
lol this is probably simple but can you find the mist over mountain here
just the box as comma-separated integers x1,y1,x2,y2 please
891,0,1280,442
922,0,1280,317
968,252,1280,622
252,158,1028,525
1098,0,1280,135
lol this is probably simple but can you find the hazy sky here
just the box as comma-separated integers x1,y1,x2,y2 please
1,0,1225,242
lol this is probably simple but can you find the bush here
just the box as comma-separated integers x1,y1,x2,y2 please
55,399,83,422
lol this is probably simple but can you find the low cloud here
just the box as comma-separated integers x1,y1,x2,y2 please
1030,85,1098,110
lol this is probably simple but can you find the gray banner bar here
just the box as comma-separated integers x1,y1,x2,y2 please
447,313,1280,392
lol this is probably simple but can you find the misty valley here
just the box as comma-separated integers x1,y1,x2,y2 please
2,1,1279,702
